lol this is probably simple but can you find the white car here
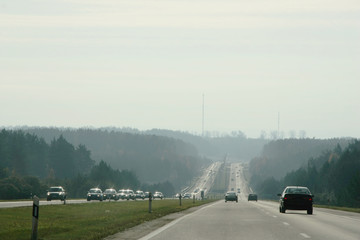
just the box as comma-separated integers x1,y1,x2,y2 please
153,191,164,199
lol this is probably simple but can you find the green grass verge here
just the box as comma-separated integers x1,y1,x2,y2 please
314,204,360,213
0,199,215,240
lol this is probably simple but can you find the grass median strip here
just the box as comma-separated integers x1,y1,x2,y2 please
0,199,215,240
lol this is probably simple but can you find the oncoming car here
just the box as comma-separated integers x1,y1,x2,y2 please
225,191,238,203
103,189,118,201
47,186,66,201
153,191,164,199
87,188,103,201
278,186,314,215
182,193,192,199
135,190,145,200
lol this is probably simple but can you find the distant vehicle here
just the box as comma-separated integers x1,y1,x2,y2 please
278,186,313,215
47,186,66,201
153,191,164,199
248,194,257,201
225,191,238,203
124,189,135,200
135,190,145,200
144,192,150,199
103,189,118,201
175,193,181,198
118,189,126,199
87,188,103,201
183,193,192,199
237,188,241,193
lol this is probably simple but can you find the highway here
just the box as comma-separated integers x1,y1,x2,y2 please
138,200,360,240
138,162,360,240
2,162,360,240
185,161,222,199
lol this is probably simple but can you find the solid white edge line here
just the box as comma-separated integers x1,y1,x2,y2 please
139,201,219,240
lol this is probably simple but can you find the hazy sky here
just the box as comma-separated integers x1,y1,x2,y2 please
1,0,359,138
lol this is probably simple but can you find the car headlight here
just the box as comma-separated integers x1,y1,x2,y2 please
88,194,91,197
47,192,50,196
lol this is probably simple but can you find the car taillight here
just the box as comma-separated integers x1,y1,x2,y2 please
309,198,312,201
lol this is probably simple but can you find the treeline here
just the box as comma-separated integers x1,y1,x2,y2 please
0,129,175,199
249,138,351,181
20,127,210,189
251,140,360,207
0,129,95,178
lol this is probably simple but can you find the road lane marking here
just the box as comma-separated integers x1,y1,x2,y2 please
283,222,290,226
272,215,277,218
300,233,311,238
139,201,219,240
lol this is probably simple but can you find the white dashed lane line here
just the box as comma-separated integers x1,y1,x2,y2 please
283,222,290,226
300,233,311,238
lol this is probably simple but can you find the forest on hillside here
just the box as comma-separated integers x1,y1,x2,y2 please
0,129,184,199
250,139,360,207
22,127,268,163
249,138,352,181
10,127,210,190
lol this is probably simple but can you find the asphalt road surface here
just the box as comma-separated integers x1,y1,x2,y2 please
137,162,360,240
139,200,360,240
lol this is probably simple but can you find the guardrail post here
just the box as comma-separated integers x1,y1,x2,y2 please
148,192,152,213
193,194,195,204
31,196,39,240
179,194,182,206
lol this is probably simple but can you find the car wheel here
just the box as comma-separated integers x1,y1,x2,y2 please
307,208,313,215
281,206,286,213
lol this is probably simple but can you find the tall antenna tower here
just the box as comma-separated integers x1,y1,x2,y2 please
202,94,205,137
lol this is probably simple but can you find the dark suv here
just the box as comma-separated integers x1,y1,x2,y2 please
47,186,67,201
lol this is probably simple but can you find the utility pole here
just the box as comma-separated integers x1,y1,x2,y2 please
202,94,205,137
278,112,280,139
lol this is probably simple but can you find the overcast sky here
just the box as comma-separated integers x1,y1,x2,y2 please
1,0,359,138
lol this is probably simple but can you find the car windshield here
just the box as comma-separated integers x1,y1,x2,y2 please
227,192,236,196
89,189,101,193
105,189,115,193
49,187,62,192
